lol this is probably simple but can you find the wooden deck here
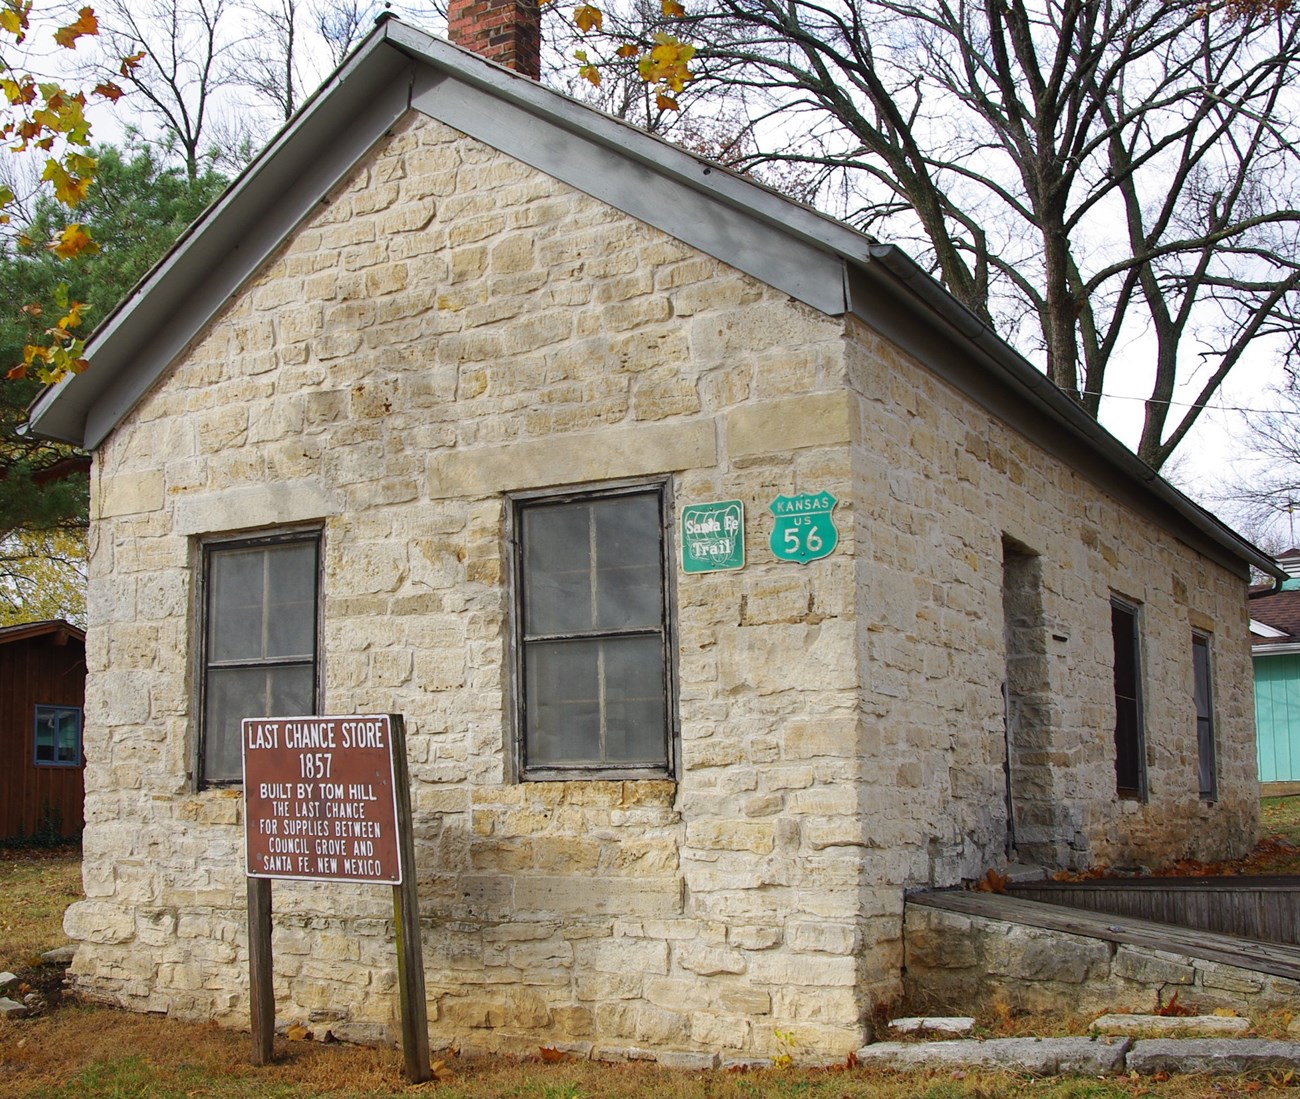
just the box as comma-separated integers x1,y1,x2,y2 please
1006,876,1300,946
908,888,1300,982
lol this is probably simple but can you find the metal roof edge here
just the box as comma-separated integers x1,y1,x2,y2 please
855,244,1282,581
27,19,414,447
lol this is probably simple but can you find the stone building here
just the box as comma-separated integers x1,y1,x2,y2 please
28,15,1277,1064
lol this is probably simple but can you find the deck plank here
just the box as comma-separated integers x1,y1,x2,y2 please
908,889,1300,982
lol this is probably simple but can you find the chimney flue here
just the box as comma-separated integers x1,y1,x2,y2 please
447,0,542,80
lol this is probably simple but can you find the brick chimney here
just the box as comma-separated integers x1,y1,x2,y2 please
447,0,541,80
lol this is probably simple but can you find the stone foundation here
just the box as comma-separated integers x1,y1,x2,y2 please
904,902,1300,1017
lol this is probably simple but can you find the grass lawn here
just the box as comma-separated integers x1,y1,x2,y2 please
2,804,1299,1099
1260,795,1300,851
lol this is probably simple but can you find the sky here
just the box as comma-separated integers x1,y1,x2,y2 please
12,0,1298,550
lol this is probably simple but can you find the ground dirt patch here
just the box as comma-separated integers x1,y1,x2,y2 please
3,826,1300,1097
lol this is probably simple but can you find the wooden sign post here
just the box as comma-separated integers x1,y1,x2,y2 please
242,714,430,1083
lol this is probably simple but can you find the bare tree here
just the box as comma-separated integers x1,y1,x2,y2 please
1217,373,1300,545
655,0,1300,469
233,0,303,121
89,0,243,179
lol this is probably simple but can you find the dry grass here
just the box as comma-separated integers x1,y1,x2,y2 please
1260,796,1300,853
0,847,81,974
4,1005,1296,1099
4,818,1300,1098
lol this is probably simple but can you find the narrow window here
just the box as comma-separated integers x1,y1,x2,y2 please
34,704,81,767
1193,632,1217,801
200,532,320,785
514,484,673,778
1111,598,1146,799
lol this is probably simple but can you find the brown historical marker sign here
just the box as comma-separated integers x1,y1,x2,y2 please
242,714,402,884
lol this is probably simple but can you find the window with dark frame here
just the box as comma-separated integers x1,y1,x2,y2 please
34,704,81,766
514,485,673,778
1193,632,1217,801
200,532,320,785
1110,598,1146,799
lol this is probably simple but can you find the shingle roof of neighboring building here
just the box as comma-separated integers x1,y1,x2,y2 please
1251,547,1300,647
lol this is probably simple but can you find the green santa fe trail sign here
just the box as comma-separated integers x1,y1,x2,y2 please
770,491,839,563
681,499,745,573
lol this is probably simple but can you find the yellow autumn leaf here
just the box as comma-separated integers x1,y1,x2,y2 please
50,223,97,260
662,0,685,16
656,92,679,110
580,63,601,85
54,7,97,48
56,299,88,331
574,3,603,32
0,0,30,43
41,157,92,206
616,43,638,57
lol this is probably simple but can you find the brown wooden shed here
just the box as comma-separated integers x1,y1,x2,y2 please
0,620,86,841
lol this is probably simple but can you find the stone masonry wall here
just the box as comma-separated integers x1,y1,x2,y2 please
905,904,1300,1017
65,105,1258,1064
844,320,1257,881
68,111,870,1062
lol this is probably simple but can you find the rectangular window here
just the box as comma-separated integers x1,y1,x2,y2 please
34,704,81,767
200,532,320,785
1193,632,1217,800
513,484,674,778
1111,598,1146,799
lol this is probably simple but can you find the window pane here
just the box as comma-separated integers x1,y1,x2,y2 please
266,543,318,658
1111,602,1144,796
595,496,662,630
34,706,80,766
525,639,600,763
205,664,314,783
54,710,79,762
603,635,666,761
524,504,594,634
1194,635,1216,799
210,548,267,661
206,666,270,783
34,711,55,762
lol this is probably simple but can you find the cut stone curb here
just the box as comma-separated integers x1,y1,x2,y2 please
1091,1014,1252,1037
890,1017,975,1035
855,1037,1131,1075
1127,1039,1300,1075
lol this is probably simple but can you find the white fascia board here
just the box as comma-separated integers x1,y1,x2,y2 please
1251,619,1290,639
1254,642,1300,656
387,21,867,302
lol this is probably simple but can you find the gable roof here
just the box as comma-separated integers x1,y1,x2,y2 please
1250,585,1300,651
0,620,85,647
24,17,1281,582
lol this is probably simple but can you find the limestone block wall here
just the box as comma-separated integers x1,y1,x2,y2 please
905,904,1300,1016
68,110,874,1061
65,104,1257,1064
843,321,1256,880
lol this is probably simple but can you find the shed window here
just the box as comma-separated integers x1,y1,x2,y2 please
34,704,81,767
1193,632,1217,800
1111,598,1146,799
514,485,674,778
200,533,320,785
